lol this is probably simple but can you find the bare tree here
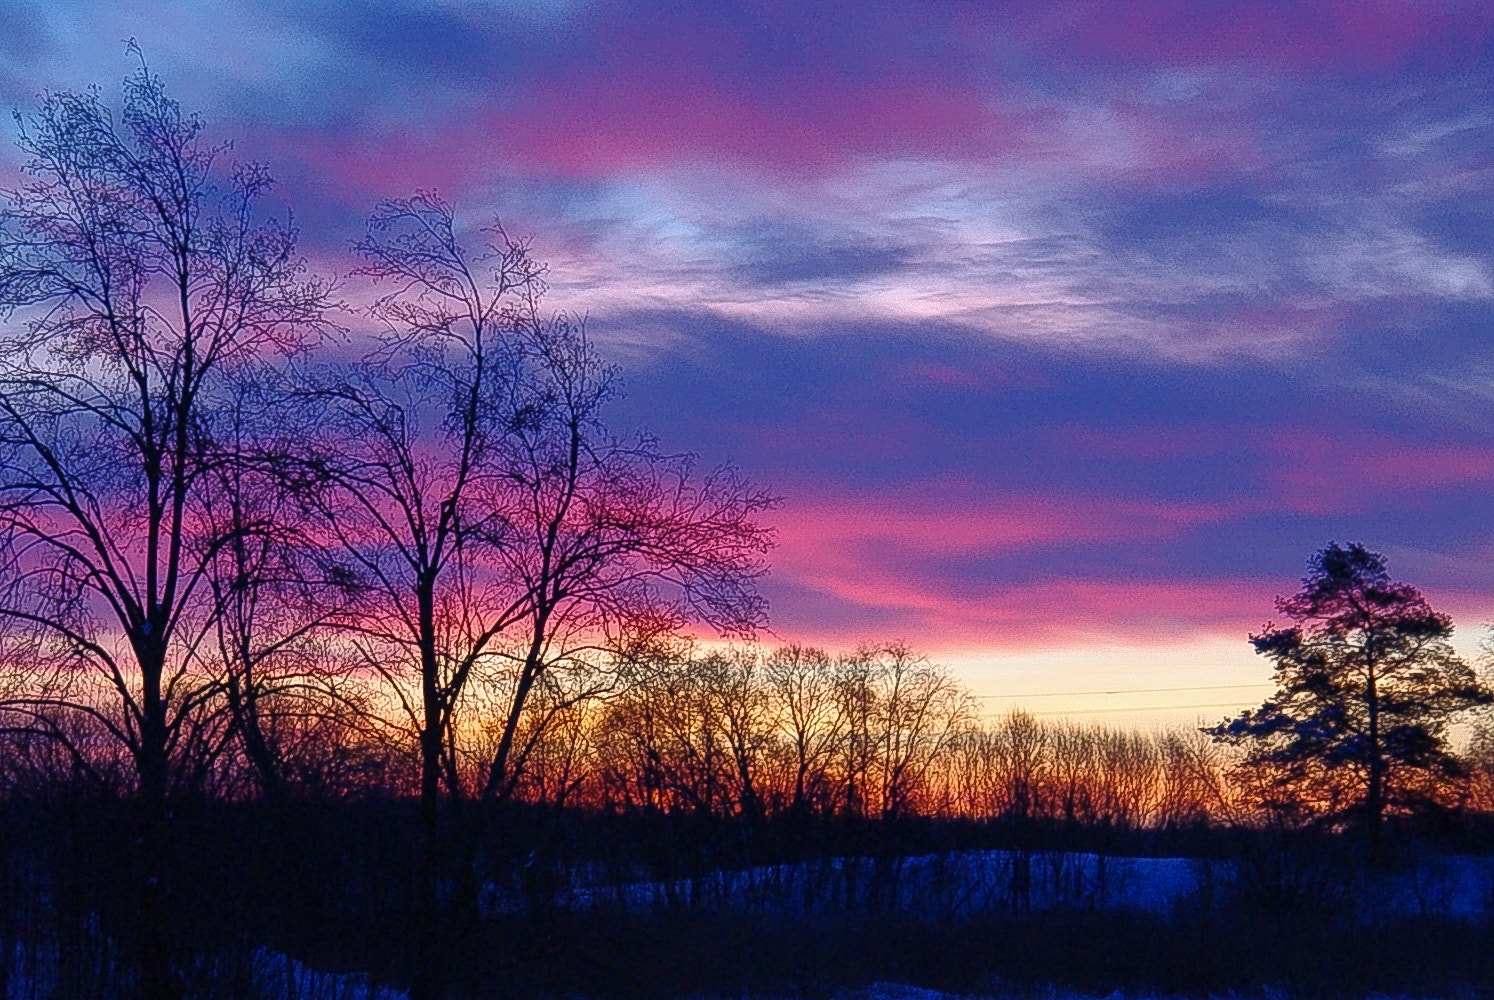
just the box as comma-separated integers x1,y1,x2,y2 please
1156,728,1233,829
302,191,773,825
475,313,775,805
201,379,358,799
0,56,332,999
1092,728,1162,829
297,192,771,995
494,667,599,808
765,644,843,815
698,648,775,820
295,193,541,840
875,644,974,818
832,650,880,817
594,646,731,816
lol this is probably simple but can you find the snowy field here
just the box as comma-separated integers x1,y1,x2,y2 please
246,949,409,1000
5,852,1489,998
839,985,1462,1000
0,943,410,1000
482,849,1494,920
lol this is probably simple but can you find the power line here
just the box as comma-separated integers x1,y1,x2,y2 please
977,683,1269,700
1027,701,1252,718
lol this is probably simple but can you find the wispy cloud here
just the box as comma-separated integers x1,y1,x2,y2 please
4,0,1493,657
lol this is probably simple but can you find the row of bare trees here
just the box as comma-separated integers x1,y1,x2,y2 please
583,643,973,821
507,642,1494,832
10,627,1494,833
0,635,1199,826
501,643,1238,830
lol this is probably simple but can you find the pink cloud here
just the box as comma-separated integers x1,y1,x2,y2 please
501,70,1016,178
238,3,1443,196
1048,425,1494,517
770,568,1278,651
759,460,1494,653
247,70,1016,196
772,489,1238,563
1106,101,1269,184
260,123,500,203
1266,430,1494,515
771,540,1494,654
761,489,1258,649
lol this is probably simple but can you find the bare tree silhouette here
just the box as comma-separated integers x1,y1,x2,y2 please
201,378,360,800
294,191,773,997
0,54,333,999
475,313,775,806
764,644,843,816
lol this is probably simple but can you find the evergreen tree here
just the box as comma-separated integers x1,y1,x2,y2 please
1210,542,1492,833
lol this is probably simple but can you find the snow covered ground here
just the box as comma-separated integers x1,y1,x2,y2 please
4,851,1487,998
839,984,1446,1000
0,942,409,1000
247,948,409,1000
483,849,1494,920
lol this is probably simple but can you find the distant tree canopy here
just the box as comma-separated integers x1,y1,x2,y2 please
1209,542,1494,833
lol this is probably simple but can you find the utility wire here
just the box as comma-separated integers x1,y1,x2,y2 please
1027,701,1255,718
977,683,1269,700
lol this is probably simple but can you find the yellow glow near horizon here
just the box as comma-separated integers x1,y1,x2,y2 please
939,627,1493,732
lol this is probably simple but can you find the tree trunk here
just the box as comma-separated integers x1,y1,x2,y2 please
412,579,447,1000
228,676,286,801
136,663,179,1000
1366,662,1384,854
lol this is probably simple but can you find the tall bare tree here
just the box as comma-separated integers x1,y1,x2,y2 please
0,57,332,999
301,191,772,825
295,193,542,840
300,192,772,996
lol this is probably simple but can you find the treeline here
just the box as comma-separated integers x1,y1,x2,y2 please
8,637,1494,838
469,642,1241,832
5,638,1494,998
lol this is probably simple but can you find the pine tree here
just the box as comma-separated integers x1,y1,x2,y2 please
1210,542,1492,834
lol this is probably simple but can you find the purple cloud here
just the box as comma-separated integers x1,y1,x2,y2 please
3,0,1492,671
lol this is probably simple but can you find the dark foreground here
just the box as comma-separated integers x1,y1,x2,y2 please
2,798,1492,999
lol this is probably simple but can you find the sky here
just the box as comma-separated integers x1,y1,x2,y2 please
3,0,1493,726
